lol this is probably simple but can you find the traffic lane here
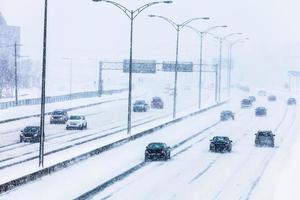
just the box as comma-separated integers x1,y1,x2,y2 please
90,97,288,200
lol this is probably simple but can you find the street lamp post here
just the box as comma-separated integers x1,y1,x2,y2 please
39,0,48,168
14,42,19,106
185,25,227,109
148,15,209,117
217,32,242,102
92,0,173,137
227,37,249,97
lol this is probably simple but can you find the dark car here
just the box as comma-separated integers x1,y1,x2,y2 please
268,95,277,101
241,99,252,108
255,130,275,147
220,110,235,121
255,107,267,116
248,96,256,103
50,109,69,124
151,97,164,109
287,98,296,105
209,136,232,153
133,100,149,112
258,90,267,96
20,126,40,143
145,142,171,161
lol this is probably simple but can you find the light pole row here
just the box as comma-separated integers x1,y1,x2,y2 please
38,0,248,167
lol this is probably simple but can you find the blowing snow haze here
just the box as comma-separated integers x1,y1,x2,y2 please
1,0,300,200
1,0,300,88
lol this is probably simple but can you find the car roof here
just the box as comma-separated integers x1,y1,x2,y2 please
256,107,266,109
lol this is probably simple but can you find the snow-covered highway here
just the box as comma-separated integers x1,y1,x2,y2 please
1,91,298,200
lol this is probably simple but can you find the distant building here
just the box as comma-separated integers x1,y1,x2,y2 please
0,12,21,69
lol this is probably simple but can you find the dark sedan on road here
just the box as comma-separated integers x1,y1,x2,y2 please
209,136,232,153
220,110,235,121
268,95,277,101
50,109,69,124
241,99,252,108
145,142,171,161
133,100,149,112
255,130,275,147
287,98,296,105
20,126,41,143
255,107,267,116
151,97,164,109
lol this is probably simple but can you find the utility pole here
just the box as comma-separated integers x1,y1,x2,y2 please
39,0,48,168
14,42,18,106
98,61,103,97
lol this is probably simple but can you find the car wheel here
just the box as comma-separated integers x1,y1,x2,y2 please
145,156,149,162
20,137,23,143
85,123,88,129
66,126,69,130
80,125,84,130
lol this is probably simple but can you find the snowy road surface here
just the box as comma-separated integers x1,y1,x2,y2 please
1,92,298,200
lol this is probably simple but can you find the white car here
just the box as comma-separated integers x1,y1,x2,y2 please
66,115,87,130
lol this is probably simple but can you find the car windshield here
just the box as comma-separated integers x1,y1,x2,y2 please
135,100,145,104
147,143,165,149
242,99,250,103
258,131,272,136
213,137,228,142
70,116,81,120
24,126,39,132
52,111,64,115
153,97,161,101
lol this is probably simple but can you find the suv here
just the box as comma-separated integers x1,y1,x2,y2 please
287,98,296,105
268,95,277,101
255,107,267,116
66,115,87,130
151,97,164,109
248,96,256,103
133,100,149,112
20,126,40,143
220,110,235,121
255,131,275,147
209,136,232,152
50,110,69,124
145,142,171,161
241,99,252,108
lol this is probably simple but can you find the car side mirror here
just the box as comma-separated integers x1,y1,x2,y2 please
273,134,275,136
230,140,233,143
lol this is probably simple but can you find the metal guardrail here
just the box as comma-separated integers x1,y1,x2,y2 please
0,89,127,110
0,101,228,194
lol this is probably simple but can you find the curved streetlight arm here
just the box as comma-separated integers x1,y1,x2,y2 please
93,0,131,18
149,15,178,30
180,17,209,29
203,25,227,35
184,25,201,37
133,1,172,19
206,32,220,40
230,38,249,46
222,32,242,40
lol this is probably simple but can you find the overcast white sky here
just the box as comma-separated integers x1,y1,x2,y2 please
1,0,300,87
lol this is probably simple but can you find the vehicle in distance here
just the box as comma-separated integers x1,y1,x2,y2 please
151,97,164,109
209,136,232,153
133,100,149,112
255,130,275,147
66,115,87,130
258,90,267,96
20,126,40,143
268,95,277,101
145,142,171,161
220,110,235,121
255,107,267,116
50,109,68,124
287,98,297,105
248,96,256,103
241,98,252,108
